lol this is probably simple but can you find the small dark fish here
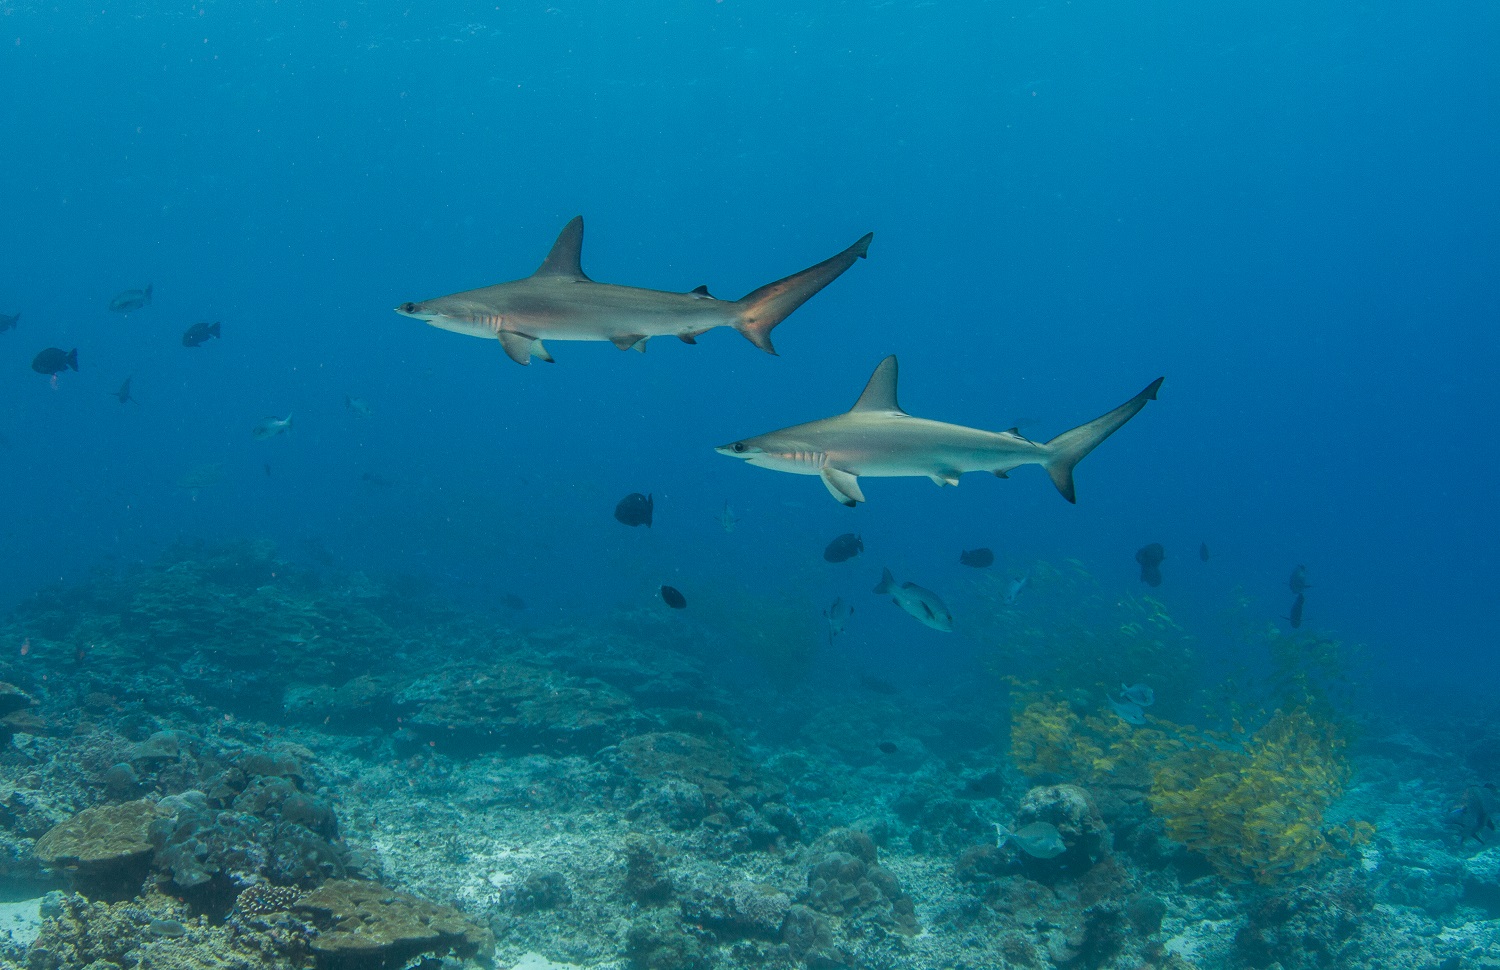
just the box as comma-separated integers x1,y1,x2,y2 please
109,283,152,312
32,347,78,376
1136,543,1165,587
961,769,1006,799
615,492,654,528
1289,565,1312,595
182,321,221,347
501,593,527,611
823,532,863,563
0,311,19,333
111,377,136,404
660,585,686,609
1199,542,1210,562
860,674,898,695
361,471,394,487
1453,784,1500,845
959,547,995,569
878,741,898,755
263,463,272,478
1288,592,1305,629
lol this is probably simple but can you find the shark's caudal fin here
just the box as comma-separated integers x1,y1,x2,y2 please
1042,377,1164,503
733,232,873,354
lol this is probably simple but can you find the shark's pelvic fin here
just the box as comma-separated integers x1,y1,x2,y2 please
850,355,904,413
498,331,554,365
610,333,649,352
929,469,961,487
821,467,865,506
732,232,873,355
533,216,592,281
1043,377,1164,503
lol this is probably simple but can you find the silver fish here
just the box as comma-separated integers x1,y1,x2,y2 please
345,395,374,417
996,821,1066,859
715,356,1162,506
1004,572,1028,606
872,568,952,632
252,414,294,440
717,501,740,533
396,216,872,365
1119,683,1155,707
823,597,852,646
1107,695,1147,725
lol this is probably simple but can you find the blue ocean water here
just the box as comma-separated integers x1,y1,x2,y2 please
6,1,1494,699
1,5,1498,961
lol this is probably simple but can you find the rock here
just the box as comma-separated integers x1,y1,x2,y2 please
0,682,35,719
680,880,790,940
296,878,494,967
1015,784,1110,871
801,828,920,936
35,799,167,899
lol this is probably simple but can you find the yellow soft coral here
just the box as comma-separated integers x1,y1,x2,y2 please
1008,686,1355,884
1148,708,1350,884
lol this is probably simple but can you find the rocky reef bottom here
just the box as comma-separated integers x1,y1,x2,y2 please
0,543,1495,969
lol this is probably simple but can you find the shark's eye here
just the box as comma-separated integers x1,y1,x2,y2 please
732,442,748,453
399,302,419,313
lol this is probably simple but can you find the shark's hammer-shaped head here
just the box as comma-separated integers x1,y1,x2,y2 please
714,434,822,474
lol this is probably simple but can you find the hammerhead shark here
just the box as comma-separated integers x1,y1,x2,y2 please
715,356,1163,506
396,217,873,365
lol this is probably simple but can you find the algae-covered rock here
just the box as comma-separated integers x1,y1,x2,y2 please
396,662,639,755
1016,783,1110,871
35,800,165,866
34,799,169,900
295,878,494,968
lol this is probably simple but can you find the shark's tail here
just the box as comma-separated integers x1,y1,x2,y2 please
1042,377,1163,503
733,232,873,354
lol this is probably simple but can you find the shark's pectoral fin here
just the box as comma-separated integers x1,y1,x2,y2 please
928,468,961,487
678,329,710,345
497,331,553,365
820,468,865,507
610,334,649,352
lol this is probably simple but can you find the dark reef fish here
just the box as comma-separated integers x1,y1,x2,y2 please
878,741,898,755
1452,784,1500,844
614,492,653,527
109,283,152,312
361,471,394,487
1136,543,1165,587
111,377,136,404
395,216,872,365
0,311,18,333
860,674,898,695
1199,542,1210,562
32,347,78,377
959,547,994,568
1289,565,1312,595
823,533,863,563
659,585,687,609
501,593,527,611
1288,592,1305,629
182,321,221,347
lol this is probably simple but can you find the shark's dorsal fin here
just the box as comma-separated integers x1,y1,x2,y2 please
850,356,903,413
534,216,591,280
690,284,715,299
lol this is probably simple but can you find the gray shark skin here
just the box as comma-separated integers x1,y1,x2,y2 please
396,217,873,365
716,356,1163,506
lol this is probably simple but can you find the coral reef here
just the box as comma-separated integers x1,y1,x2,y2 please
295,878,495,968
